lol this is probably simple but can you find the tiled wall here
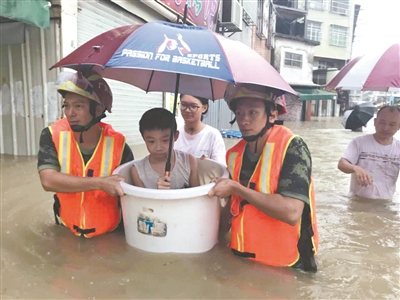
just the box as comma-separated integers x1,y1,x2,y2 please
279,95,303,121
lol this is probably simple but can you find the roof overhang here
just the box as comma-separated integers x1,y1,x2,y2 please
275,33,320,46
292,86,337,101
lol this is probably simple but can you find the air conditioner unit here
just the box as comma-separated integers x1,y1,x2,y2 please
221,0,243,32
231,0,243,31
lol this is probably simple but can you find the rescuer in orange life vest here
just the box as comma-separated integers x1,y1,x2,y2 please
37,70,134,238
208,83,319,272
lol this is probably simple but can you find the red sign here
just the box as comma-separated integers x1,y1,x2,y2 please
155,0,220,31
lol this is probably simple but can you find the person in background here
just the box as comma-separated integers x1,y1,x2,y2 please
37,70,134,238
208,83,319,272
338,105,400,199
174,94,226,166
131,108,200,189
337,88,349,116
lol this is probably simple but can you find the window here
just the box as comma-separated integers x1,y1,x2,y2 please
309,0,324,10
331,0,349,15
330,25,347,47
284,52,303,68
313,72,327,85
306,21,322,41
317,60,334,69
256,0,263,38
318,61,328,69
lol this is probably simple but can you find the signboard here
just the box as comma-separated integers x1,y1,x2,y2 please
0,0,50,28
155,0,220,31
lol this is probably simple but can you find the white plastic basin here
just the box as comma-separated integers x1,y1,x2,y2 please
113,158,229,253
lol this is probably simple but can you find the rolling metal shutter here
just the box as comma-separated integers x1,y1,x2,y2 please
77,0,164,145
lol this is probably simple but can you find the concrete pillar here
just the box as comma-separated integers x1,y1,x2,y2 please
306,101,312,121
60,0,78,57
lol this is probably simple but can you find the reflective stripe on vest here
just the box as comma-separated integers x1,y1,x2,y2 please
59,130,72,174
50,118,125,237
101,137,114,177
52,126,120,177
226,125,318,267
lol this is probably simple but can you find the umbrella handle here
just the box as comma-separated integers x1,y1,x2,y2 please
164,73,181,175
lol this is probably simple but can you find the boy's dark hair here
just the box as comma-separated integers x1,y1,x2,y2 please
139,108,177,136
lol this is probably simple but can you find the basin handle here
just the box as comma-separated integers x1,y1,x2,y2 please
218,197,228,207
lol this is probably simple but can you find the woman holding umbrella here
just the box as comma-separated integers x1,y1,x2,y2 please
175,94,226,166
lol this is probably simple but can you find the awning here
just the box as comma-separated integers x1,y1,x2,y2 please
293,87,337,101
0,0,50,28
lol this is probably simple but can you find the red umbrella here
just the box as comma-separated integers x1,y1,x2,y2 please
326,43,400,92
325,56,362,90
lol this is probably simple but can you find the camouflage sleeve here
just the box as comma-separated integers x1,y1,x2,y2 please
37,128,60,172
121,143,134,165
277,136,311,205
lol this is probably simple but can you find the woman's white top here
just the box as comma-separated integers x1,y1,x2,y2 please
175,124,226,166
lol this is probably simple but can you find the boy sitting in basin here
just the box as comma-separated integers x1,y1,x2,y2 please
131,108,200,189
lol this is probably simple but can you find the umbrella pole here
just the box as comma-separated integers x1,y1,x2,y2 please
182,3,188,24
165,73,181,176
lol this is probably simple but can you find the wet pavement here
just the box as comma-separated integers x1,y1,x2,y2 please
1,117,399,299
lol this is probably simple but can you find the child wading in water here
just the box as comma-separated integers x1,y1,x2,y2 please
131,108,200,189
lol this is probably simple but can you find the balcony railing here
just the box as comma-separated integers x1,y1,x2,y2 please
242,0,257,25
273,0,307,11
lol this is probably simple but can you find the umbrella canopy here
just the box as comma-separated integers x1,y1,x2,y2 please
326,43,400,92
341,102,376,130
325,56,362,91
51,20,297,174
51,21,297,100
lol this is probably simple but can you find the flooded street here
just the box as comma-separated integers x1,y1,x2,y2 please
1,117,399,299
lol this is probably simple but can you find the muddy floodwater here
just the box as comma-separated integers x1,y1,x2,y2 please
1,117,399,299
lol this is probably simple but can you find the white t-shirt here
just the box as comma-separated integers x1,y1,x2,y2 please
175,124,226,166
342,134,400,199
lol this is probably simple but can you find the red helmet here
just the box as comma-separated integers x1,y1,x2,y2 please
56,70,113,113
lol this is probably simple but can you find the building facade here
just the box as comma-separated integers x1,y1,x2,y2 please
0,0,175,155
1,0,273,154
205,0,269,130
308,0,360,85
1,1,355,155
268,0,365,121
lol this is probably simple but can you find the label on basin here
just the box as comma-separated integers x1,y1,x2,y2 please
137,212,167,237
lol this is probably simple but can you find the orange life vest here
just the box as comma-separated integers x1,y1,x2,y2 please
227,125,318,267
49,118,125,238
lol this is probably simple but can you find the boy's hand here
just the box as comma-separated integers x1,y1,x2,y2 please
157,175,171,189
